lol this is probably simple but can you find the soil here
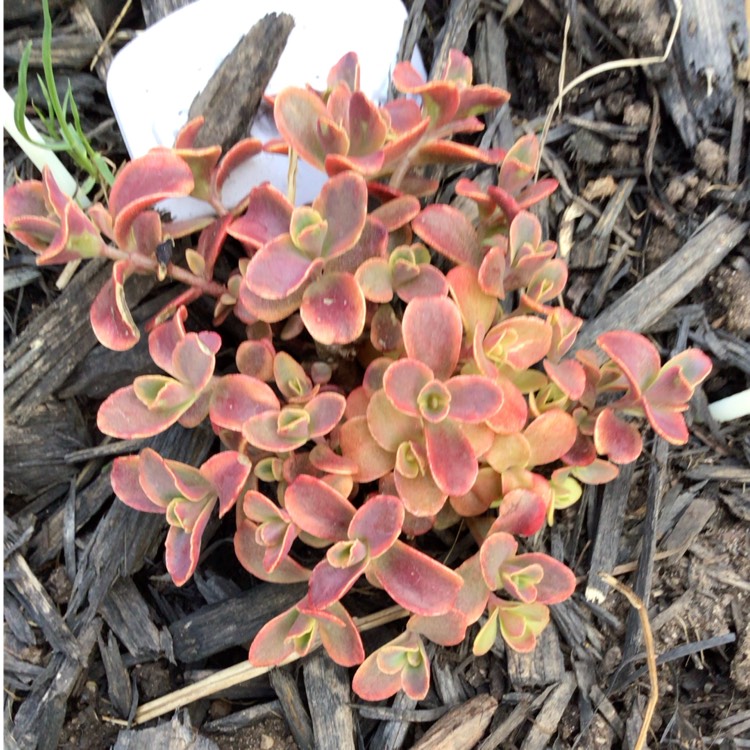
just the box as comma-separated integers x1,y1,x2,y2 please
4,0,749,748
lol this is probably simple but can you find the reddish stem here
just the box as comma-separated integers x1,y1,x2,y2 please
101,244,228,298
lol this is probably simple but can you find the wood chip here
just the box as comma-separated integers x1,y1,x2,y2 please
113,711,219,750
302,652,355,750
11,618,102,750
476,697,532,750
507,624,565,688
570,177,637,269
99,631,132,719
369,691,417,750
203,700,282,734
269,667,314,750
573,213,749,353
659,498,716,562
519,673,576,750
99,577,164,661
586,462,636,603
189,13,294,151
5,552,80,662
411,693,497,750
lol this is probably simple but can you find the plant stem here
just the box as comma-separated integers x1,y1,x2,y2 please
100,244,228,298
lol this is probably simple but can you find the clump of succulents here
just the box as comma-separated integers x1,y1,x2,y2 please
4,49,711,701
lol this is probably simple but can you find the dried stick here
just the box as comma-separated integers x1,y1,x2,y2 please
599,573,658,750
105,605,407,726
536,0,683,177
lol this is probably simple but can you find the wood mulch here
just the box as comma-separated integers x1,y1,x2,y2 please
4,0,750,748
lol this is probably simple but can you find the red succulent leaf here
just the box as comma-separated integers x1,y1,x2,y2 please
214,137,263,199
483,315,552,371
355,258,393,303
496,599,550,653
308,558,369,609
165,501,213,586
543,359,586,400
174,143,220,202
90,260,140,351
349,495,404,557
316,116,350,160
446,375,504,423
200,451,251,516
327,51,360,90
274,87,330,169
339,416,395,482
237,339,275,381
395,466,447,517
524,409,578,467
644,365,694,409
456,84,510,118
641,402,689,444
248,605,304,666
353,631,430,701
109,149,194,248
243,406,310,452
312,171,368,258
238,276,307,324
425,419,478,496
309,445,357,475
235,519,310,583
450,467,503,517
485,432,531,474
366,390,422,452
147,306,186,373
209,374,279,433
597,331,661,398
479,531,519,590
228,183,293,250
396,264,448,302
548,308,583,362
369,195,421,231
415,141,503,166
516,178,558,209
491,488,547,537
347,92,388,156
325,215,388,277
324,151,385,177
383,359,432,416
506,553,576,604
569,459,619,484
285,475,355,541
244,234,320,300
171,332,218,391
300,272,366,345
273,352,315,403
306,392,346,436
594,408,643,464
665,349,713,389
111,455,163,513
402,296,463,379
371,540,462,615
97,377,188,439
412,204,482,267
314,600,365,667
497,134,538,196
4,180,51,249
448,266,497,334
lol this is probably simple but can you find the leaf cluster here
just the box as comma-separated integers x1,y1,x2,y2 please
3,50,711,702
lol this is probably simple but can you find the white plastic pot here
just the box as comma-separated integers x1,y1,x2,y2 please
107,0,424,217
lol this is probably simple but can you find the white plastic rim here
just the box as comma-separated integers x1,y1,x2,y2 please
708,388,750,423
106,0,424,216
